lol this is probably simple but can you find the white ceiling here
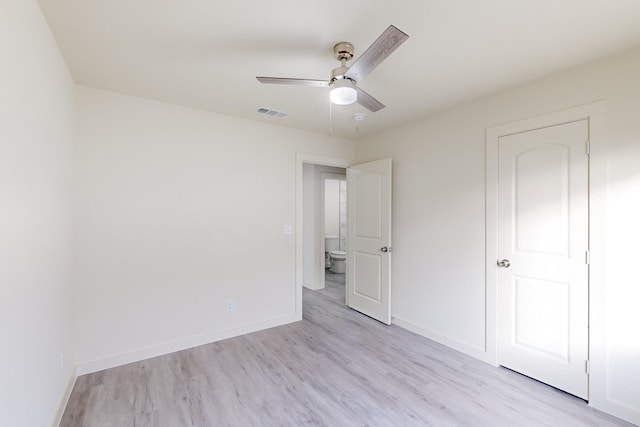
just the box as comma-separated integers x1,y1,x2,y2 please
38,0,640,139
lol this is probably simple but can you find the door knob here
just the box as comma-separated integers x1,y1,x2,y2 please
381,246,390,253
497,259,511,268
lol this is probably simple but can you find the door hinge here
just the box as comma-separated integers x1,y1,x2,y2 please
585,250,590,265
586,138,590,155
585,360,591,374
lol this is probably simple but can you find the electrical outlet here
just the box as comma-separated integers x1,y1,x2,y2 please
226,300,234,312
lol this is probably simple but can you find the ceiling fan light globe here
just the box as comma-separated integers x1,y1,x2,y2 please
329,79,357,105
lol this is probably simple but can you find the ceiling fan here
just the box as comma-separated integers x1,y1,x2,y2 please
256,25,409,112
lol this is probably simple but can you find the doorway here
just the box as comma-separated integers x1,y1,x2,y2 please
296,153,350,319
320,173,347,294
296,154,394,325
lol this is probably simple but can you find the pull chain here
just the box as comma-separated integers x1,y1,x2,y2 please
329,99,333,135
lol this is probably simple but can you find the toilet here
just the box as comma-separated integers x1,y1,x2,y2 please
329,250,347,273
324,235,347,274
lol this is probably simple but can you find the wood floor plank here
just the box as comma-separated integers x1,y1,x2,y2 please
60,275,635,426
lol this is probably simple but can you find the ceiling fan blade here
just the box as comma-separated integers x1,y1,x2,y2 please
256,77,329,87
345,25,409,83
356,87,385,112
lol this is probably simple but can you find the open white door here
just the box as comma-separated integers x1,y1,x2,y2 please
497,120,589,399
346,158,392,324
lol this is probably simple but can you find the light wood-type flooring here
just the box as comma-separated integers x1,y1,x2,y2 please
60,272,634,426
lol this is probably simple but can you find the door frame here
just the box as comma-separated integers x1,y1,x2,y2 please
485,101,607,396
295,153,351,320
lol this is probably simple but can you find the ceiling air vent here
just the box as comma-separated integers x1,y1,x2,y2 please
256,107,288,118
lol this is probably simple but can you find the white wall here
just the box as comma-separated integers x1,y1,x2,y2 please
302,163,316,288
74,86,355,372
324,179,340,237
0,1,75,425
356,47,640,424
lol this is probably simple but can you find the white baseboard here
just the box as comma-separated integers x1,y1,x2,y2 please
303,280,324,290
51,365,77,427
590,396,640,426
392,315,492,364
76,314,298,375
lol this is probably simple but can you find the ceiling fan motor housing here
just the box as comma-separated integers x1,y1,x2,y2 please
333,42,354,61
330,65,352,82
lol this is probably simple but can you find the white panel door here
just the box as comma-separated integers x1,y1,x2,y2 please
347,158,392,324
498,120,589,399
